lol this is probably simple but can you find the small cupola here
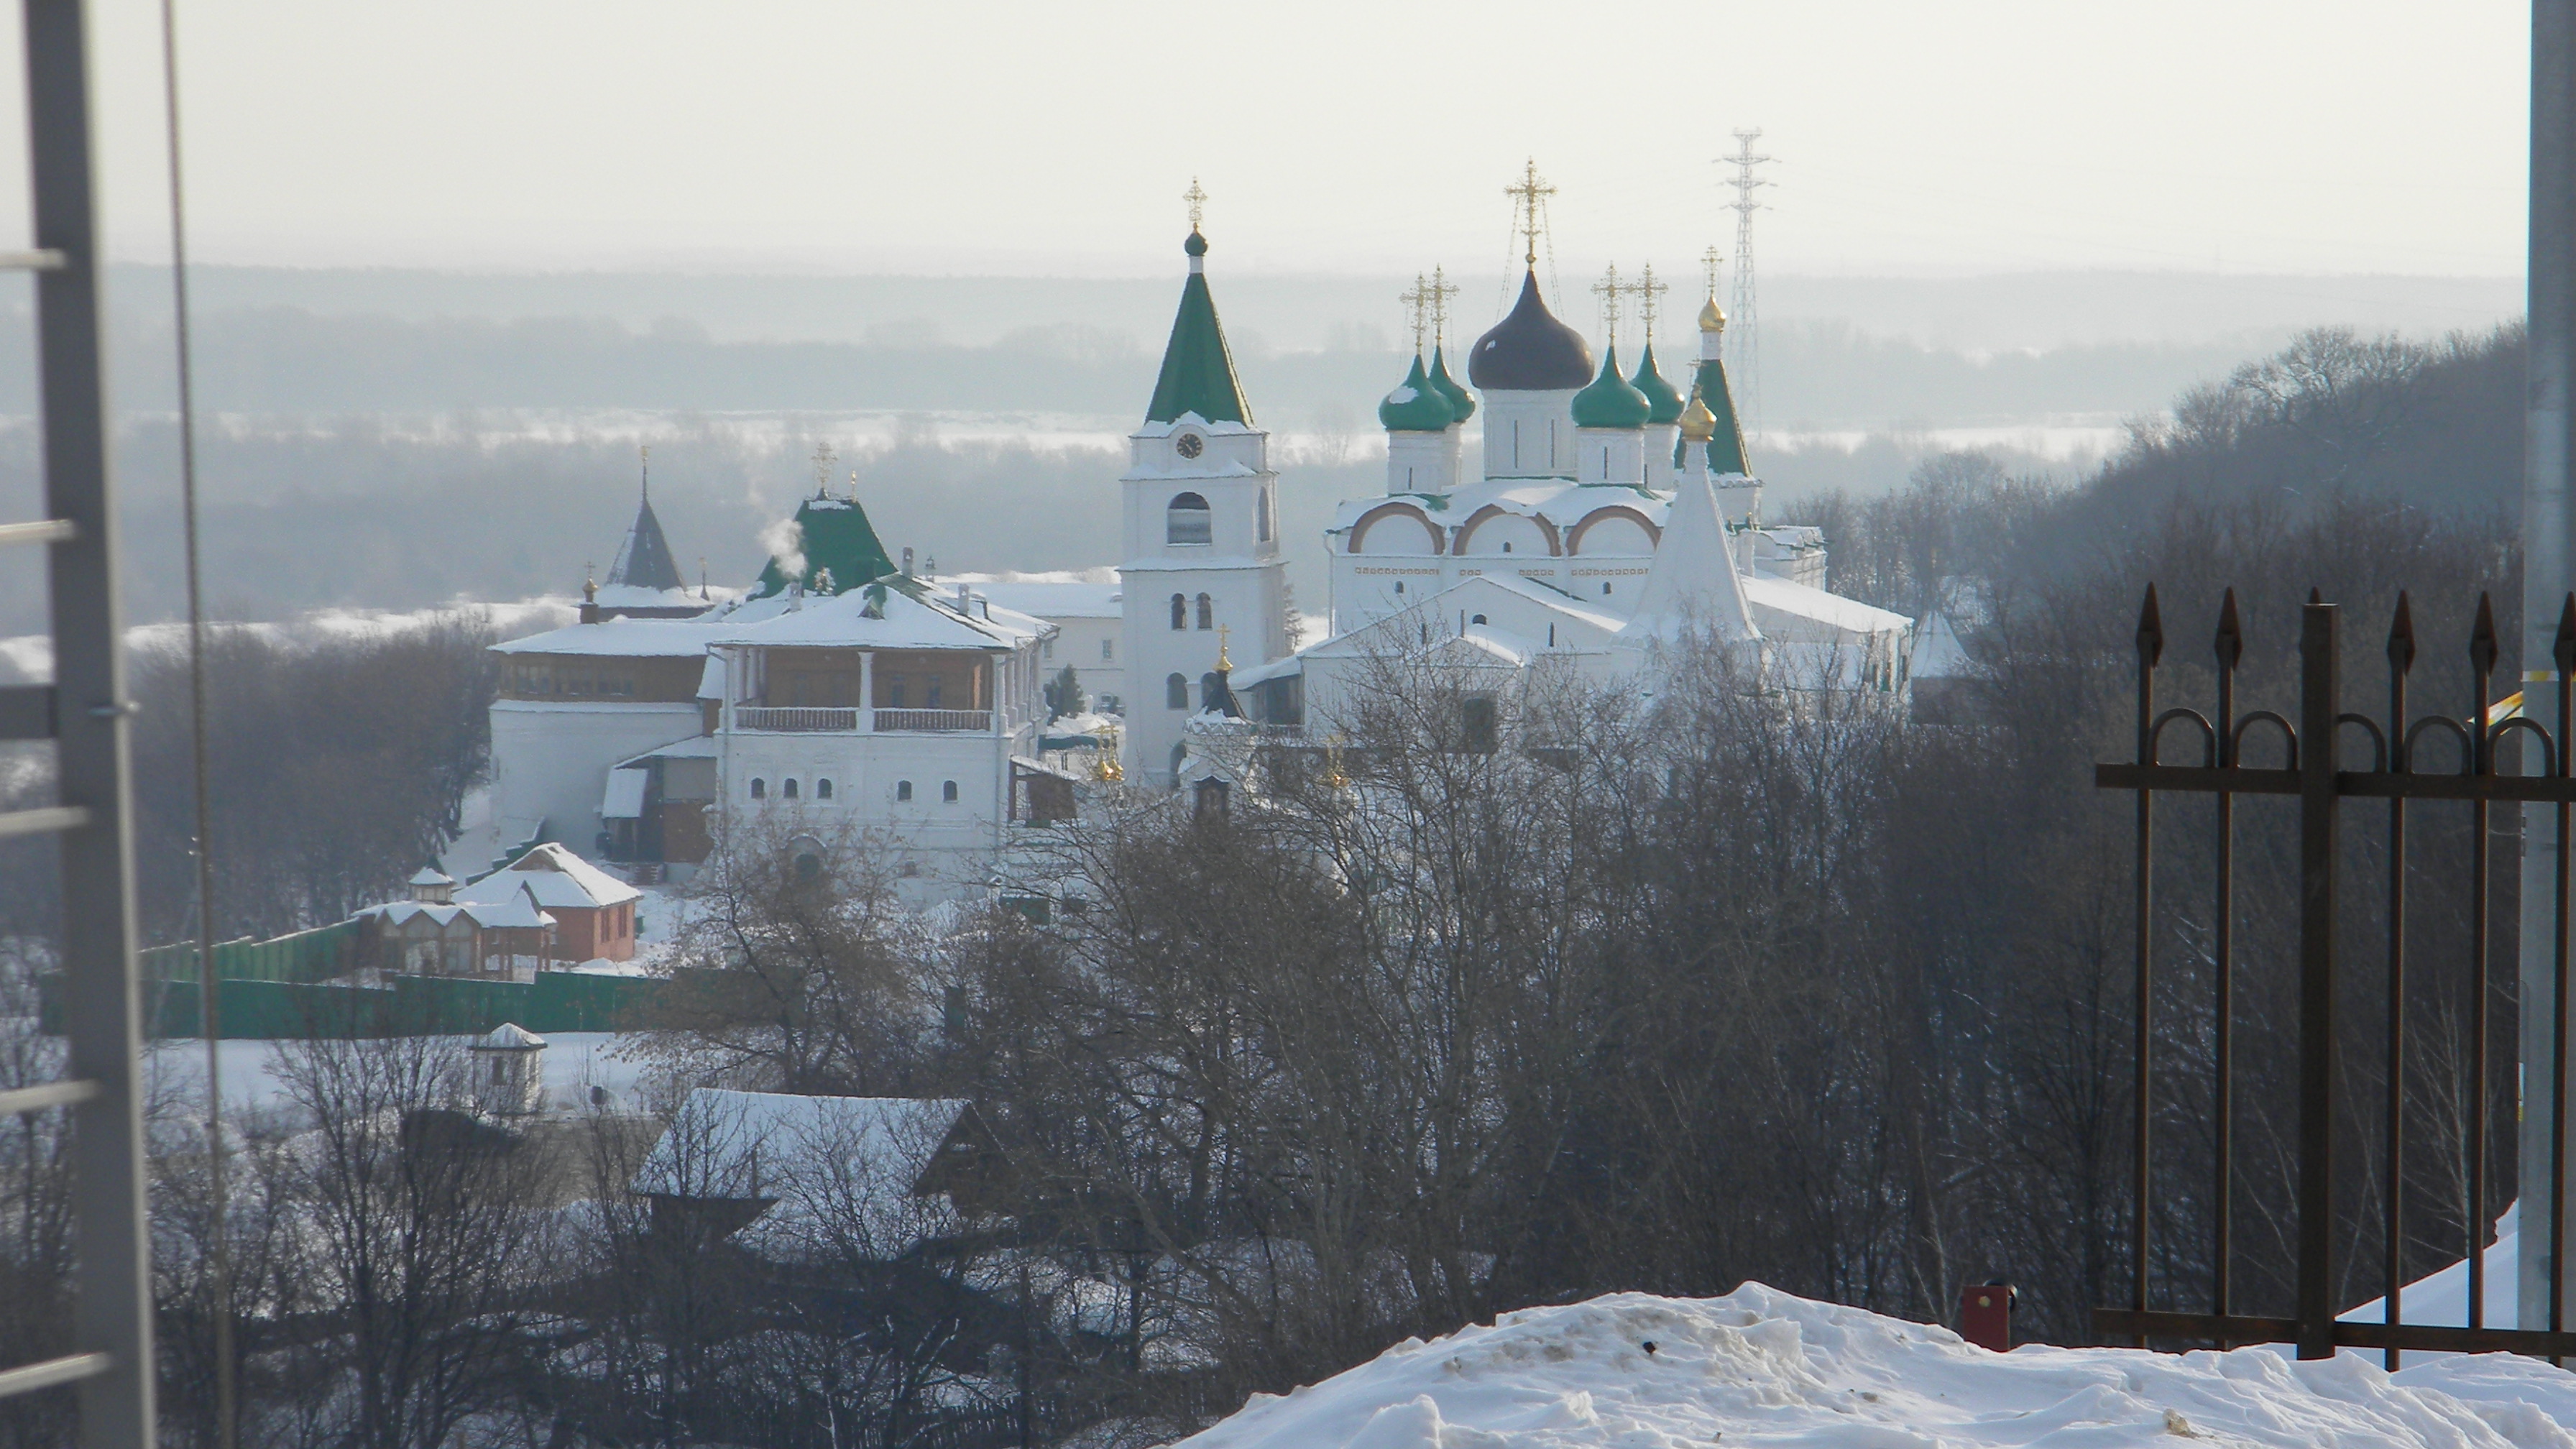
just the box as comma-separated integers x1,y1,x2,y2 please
469,1022,547,1116
1571,347,1652,430
1377,354,1455,433
1631,343,1684,426
1427,344,1475,424
409,866,456,905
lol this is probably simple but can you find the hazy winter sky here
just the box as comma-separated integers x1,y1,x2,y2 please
0,0,2532,280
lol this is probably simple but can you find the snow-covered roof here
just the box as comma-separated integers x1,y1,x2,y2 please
360,894,554,932
1742,571,1913,637
1171,1284,2576,1449
408,867,454,887
458,842,642,911
616,735,719,767
472,1022,545,1051
1911,608,1972,679
942,572,1122,620
593,583,720,611
1324,478,1703,539
601,768,648,821
630,1089,971,1259
705,581,1052,651
1294,573,1628,672
492,617,736,658
1619,473,1757,645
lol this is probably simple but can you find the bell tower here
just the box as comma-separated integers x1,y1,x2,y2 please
1118,183,1289,785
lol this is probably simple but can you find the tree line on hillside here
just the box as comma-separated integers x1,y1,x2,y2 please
0,322,2542,1448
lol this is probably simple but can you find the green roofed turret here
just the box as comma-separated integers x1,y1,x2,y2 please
1377,354,1455,433
1144,230,1252,426
1631,342,1683,426
1685,356,1752,475
1427,344,1474,423
1571,346,1652,430
752,494,896,599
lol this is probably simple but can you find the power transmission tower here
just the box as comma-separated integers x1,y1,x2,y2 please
1719,129,1772,435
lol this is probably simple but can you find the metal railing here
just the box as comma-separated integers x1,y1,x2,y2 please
733,706,859,732
874,708,993,732
730,706,998,734
2094,585,2576,1365
0,1,157,1442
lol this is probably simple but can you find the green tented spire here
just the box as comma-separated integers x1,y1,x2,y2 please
1690,356,1752,474
1144,231,1252,426
753,494,896,599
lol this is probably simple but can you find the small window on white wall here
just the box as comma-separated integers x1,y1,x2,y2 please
896,780,914,802
1257,486,1273,543
1101,638,1115,661
782,778,800,800
942,781,959,803
750,778,767,799
816,778,834,801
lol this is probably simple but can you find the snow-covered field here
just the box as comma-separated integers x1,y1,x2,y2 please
144,1030,658,1117
1182,1286,2576,1449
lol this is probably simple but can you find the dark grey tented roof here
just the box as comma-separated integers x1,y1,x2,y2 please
608,494,686,592
1468,270,1593,391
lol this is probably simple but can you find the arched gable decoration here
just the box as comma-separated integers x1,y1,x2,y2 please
1451,504,1563,558
1346,501,1445,556
1565,505,1664,554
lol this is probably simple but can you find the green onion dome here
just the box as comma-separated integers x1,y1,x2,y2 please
1427,344,1475,424
1377,354,1457,433
1570,346,1652,429
1630,342,1684,425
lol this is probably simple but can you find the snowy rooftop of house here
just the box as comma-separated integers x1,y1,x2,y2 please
408,866,454,887
492,617,737,659
457,842,642,910
1324,477,1760,538
1174,1284,2576,1449
1741,571,1913,635
940,571,1121,620
593,583,725,611
704,579,1052,651
360,894,554,932
473,1022,545,1051
616,735,719,768
630,1088,972,1259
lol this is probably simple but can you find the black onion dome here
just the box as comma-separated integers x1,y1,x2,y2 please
1469,270,1594,390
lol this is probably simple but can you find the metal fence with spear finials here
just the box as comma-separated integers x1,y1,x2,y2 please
2094,584,2576,1364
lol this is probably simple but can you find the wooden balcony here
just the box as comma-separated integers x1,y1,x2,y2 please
731,706,995,734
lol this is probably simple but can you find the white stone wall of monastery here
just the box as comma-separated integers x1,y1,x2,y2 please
489,700,701,849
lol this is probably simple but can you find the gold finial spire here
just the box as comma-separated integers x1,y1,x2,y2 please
1698,246,1727,333
1399,272,1432,354
1678,382,1718,441
582,561,597,604
1590,263,1624,351
1184,176,1208,232
1216,623,1233,672
1430,265,1459,347
1629,262,1668,347
1505,159,1555,269
639,443,650,501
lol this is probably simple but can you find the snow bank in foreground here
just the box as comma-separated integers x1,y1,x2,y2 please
1180,1284,2576,1449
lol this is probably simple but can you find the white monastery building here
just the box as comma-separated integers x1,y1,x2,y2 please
477,172,1912,901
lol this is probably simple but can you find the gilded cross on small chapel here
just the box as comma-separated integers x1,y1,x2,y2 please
1591,263,1624,351
1399,272,1432,354
1184,177,1208,232
811,441,837,497
1627,262,1668,347
1430,265,1459,348
1702,246,1725,303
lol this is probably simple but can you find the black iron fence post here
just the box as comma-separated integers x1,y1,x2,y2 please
2296,597,2341,1360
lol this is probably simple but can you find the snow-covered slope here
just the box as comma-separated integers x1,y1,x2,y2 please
1179,1284,2576,1449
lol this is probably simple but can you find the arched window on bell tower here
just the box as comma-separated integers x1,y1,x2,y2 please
1196,594,1213,630
1169,593,1187,630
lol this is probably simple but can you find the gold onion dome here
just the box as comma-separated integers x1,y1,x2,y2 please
1678,385,1719,442
1698,296,1726,334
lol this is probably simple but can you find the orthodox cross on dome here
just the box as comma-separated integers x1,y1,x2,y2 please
1217,622,1233,672
1399,272,1432,354
638,443,650,501
1702,245,1725,303
1429,265,1459,347
1184,177,1208,233
1628,262,1668,345
1591,263,1624,351
1505,159,1555,269
810,441,837,497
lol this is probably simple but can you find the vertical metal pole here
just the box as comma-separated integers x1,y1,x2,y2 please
2213,592,2240,1336
26,0,153,1441
2472,597,2498,1333
2132,586,2163,1344
2386,594,2416,1370
2296,599,2341,1361
2524,0,2576,1333
2554,601,2575,1348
